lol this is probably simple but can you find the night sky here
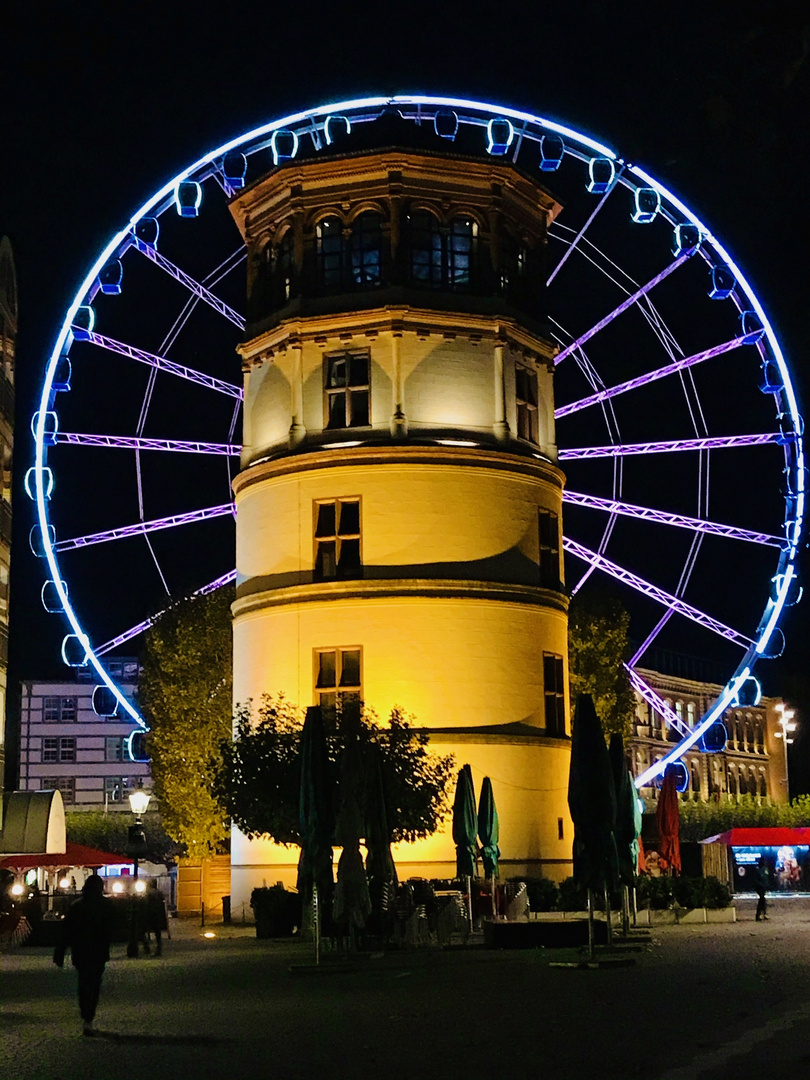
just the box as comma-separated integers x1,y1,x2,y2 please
2,2,809,790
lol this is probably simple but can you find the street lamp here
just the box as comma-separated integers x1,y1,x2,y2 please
126,787,151,958
774,703,798,802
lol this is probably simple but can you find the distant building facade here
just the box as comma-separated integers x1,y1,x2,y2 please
18,658,149,810
629,661,788,807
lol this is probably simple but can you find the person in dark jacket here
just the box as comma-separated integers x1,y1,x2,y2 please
53,874,114,1035
145,880,168,956
753,861,770,921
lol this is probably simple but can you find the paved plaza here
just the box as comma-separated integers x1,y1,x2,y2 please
2,897,810,1079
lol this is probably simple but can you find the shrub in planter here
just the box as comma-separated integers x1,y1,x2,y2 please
558,877,588,912
514,877,559,912
635,875,673,910
702,876,733,910
250,885,301,938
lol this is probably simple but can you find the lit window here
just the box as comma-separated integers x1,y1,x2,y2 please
41,777,75,804
686,702,696,726
317,213,382,290
538,509,560,590
314,499,361,581
515,362,539,443
675,700,684,722
105,736,123,763
409,213,476,290
43,737,59,763
105,776,129,803
324,351,370,429
349,212,382,286
317,216,347,289
42,696,77,722
60,697,77,722
315,647,362,715
543,653,566,736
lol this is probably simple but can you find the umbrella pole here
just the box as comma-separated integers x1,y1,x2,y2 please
622,885,630,938
604,884,613,949
631,884,637,927
491,875,497,920
587,888,595,960
466,875,473,932
313,883,320,966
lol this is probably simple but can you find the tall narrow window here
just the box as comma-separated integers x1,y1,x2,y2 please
105,736,124,763
538,508,560,589
350,211,382,286
60,697,77,722
41,777,75,804
543,653,566,736
408,213,476,289
409,211,443,286
314,499,361,580
315,647,362,714
105,776,129,803
43,696,60,722
448,217,475,287
317,216,348,288
275,229,294,303
325,351,370,429
516,362,539,443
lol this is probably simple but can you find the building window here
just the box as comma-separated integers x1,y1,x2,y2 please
759,771,768,798
349,211,382,286
674,700,684,723
538,509,560,590
41,777,75,805
543,653,565,736
105,736,124,763
315,647,362,715
42,696,77,722
408,213,476,290
317,212,382,290
317,216,348,289
43,696,60,722
105,776,129,804
324,351,370,429
43,736,75,763
61,698,77,722
314,499,361,580
686,702,696,727
515,362,539,443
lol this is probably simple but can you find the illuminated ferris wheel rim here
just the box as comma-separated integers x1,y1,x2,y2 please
31,93,805,782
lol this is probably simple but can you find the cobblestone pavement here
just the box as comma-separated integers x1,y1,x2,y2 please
2,897,809,1080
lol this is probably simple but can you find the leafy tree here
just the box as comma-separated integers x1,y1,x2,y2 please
139,588,233,858
66,810,179,865
678,793,810,842
219,695,455,845
568,591,635,742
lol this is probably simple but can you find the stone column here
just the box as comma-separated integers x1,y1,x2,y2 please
390,329,408,437
289,339,306,448
493,340,509,442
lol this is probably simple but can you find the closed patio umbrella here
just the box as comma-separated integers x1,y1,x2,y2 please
452,764,477,926
609,733,639,934
297,706,335,962
478,776,500,919
333,731,371,940
656,765,682,875
364,742,398,927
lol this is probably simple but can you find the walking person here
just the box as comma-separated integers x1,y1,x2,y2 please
753,860,770,921
53,874,114,1035
145,879,168,956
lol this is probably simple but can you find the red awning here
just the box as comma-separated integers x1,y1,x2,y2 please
0,840,131,871
700,828,810,847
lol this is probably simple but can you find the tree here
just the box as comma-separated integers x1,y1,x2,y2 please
65,810,178,865
568,591,635,742
139,588,233,858
219,695,455,846
678,793,810,842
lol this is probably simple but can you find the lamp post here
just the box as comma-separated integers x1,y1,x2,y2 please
126,787,151,958
774,703,798,802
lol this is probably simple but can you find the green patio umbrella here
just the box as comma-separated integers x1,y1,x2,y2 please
609,733,640,935
477,776,500,879
567,694,619,956
452,764,477,927
297,706,335,962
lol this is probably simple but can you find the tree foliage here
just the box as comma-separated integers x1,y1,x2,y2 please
678,794,810,842
140,588,233,858
219,695,455,846
568,591,635,742
66,810,179,865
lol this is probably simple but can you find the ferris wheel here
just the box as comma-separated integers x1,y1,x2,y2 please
30,95,804,781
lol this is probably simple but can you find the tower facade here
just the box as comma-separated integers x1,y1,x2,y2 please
228,125,573,907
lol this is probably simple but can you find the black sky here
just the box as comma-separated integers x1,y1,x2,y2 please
2,1,809,789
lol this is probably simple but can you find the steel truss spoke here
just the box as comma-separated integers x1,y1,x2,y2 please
131,236,245,329
555,334,749,419
563,490,782,547
78,330,243,400
553,251,692,366
54,433,240,455
563,536,753,648
559,433,782,461
55,504,235,552
95,570,237,655
546,171,623,288
625,665,692,739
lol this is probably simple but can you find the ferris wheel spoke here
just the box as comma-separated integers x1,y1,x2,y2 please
130,236,245,330
76,330,243,399
94,569,237,656
553,251,692,366
555,333,750,419
559,432,783,461
546,174,622,287
563,490,783,546
54,504,235,553
625,665,692,738
53,433,240,455
563,536,753,648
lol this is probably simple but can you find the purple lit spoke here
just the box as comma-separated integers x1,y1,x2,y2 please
563,536,753,648
54,433,240,455
625,665,692,738
559,433,782,461
553,251,692,366
546,177,620,288
131,236,245,330
563,490,782,546
95,569,237,655
555,334,749,419
78,331,242,400
54,504,235,553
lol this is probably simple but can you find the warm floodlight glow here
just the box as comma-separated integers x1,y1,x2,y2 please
11,883,24,896
134,879,147,894
438,439,478,447
112,881,124,894
59,877,71,889
203,931,216,938
128,789,151,816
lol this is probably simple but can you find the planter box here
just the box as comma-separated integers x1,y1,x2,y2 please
635,906,736,926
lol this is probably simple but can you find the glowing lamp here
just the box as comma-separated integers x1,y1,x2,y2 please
11,882,24,896
112,881,124,894
128,789,151,816
59,877,71,889
203,931,216,939
134,879,147,894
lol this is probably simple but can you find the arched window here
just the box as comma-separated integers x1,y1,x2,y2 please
408,212,476,290
759,771,768,798
755,722,765,753
317,216,348,289
317,212,383,291
274,229,294,304
728,767,737,797
675,700,684,723
349,211,382,286
686,702,696,727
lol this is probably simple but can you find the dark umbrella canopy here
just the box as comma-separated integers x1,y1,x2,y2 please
364,742,398,895
567,694,619,893
296,706,335,908
333,732,371,930
656,765,682,874
609,734,639,887
477,776,500,880
452,764,477,880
